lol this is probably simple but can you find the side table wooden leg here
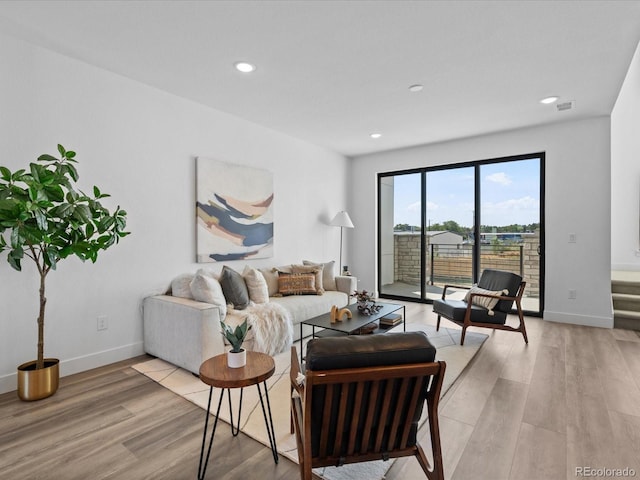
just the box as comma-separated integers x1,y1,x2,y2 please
257,380,279,464
197,386,225,480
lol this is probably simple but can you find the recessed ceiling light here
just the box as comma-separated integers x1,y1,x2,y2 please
540,96,559,104
370,133,382,139
234,62,256,73
408,84,423,92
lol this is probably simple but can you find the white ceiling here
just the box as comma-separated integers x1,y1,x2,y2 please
1,0,640,157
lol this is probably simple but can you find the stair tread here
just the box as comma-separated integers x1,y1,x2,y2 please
614,309,640,319
612,293,640,300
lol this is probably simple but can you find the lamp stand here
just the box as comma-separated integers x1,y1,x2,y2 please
339,226,344,272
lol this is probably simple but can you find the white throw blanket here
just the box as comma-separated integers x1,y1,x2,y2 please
225,302,293,356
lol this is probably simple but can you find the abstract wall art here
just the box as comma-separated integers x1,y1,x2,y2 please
196,157,274,262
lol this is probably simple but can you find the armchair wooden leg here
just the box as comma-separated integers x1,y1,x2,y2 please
436,314,441,331
415,443,444,480
460,326,467,346
519,313,529,344
290,389,295,434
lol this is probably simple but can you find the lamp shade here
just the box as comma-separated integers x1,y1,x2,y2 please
330,211,354,229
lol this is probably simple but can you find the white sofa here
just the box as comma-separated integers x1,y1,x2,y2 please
143,265,356,374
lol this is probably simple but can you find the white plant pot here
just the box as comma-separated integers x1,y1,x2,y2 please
227,349,246,368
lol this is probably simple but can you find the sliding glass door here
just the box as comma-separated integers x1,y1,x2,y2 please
378,153,544,316
424,167,475,300
479,159,541,313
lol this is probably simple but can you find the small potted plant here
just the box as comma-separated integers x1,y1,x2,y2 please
220,318,252,368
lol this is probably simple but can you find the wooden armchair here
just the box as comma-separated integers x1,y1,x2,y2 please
290,332,446,480
433,268,528,345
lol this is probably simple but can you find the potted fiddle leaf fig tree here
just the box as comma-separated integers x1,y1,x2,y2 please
220,318,251,368
0,144,129,401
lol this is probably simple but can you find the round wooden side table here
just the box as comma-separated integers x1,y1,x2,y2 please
197,351,278,480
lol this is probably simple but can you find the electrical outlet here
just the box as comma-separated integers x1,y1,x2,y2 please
568,233,577,243
568,289,577,300
97,315,108,331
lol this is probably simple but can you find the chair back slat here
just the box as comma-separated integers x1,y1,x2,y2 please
400,376,428,447
360,380,379,453
386,377,409,451
318,384,334,458
373,379,394,452
347,382,366,456
331,384,350,457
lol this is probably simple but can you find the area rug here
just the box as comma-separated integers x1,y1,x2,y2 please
132,324,487,480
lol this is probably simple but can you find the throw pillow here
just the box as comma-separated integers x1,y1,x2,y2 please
219,265,250,310
259,266,291,297
171,273,195,299
302,260,337,291
190,270,228,319
276,272,318,296
243,266,270,304
291,264,324,294
463,285,508,315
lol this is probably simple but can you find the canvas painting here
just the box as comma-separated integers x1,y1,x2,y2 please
196,157,274,262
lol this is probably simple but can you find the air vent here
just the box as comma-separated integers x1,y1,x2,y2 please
557,100,575,112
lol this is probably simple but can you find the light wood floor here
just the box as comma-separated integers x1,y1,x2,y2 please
1,302,639,480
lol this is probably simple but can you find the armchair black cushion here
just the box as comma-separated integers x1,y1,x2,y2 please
476,269,522,312
306,331,436,370
433,299,508,325
433,269,528,345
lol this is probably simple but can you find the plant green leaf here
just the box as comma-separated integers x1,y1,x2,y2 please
37,154,58,163
0,167,11,181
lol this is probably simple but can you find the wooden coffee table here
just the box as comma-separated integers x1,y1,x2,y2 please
300,302,405,364
197,351,278,480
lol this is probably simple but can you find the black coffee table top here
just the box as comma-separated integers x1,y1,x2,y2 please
302,302,403,334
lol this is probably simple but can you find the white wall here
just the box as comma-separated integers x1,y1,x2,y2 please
350,118,613,328
612,41,640,271
0,33,349,394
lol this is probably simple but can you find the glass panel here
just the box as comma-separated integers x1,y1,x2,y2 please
379,173,421,299
425,167,475,301
479,159,541,313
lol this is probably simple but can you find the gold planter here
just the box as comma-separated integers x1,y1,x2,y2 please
17,358,59,401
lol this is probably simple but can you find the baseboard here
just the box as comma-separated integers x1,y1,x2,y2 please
0,342,144,395
611,263,640,272
543,310,613,328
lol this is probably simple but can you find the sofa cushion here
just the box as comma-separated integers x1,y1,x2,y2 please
291,264,324,294
243,266,270,304
190,270,227,319
171,273,195,299
302,260,337,291
276,272,318,296
270,291,348,327
219,265,250,310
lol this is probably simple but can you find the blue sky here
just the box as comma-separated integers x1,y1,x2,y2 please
393,158,540,228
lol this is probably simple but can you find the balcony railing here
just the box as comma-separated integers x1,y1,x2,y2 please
428,244,524,286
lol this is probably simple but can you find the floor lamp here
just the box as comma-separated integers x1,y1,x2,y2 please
330,211,354,273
